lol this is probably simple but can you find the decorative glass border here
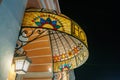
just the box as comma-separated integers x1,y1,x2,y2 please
22,11,88,47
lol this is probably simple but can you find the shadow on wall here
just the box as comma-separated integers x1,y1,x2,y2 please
0,0,2,4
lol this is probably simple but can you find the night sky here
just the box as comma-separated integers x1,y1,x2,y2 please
59,1,119,80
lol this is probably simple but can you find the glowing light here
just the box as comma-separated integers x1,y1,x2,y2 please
14,56,31,74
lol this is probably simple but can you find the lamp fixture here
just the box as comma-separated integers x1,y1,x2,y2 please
14,56,31,74
14,49,31,74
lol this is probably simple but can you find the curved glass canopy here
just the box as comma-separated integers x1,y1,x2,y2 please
16,9,89,72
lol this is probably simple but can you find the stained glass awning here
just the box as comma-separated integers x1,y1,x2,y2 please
17,9,89,72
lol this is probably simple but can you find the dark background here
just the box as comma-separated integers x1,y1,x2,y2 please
59,1,119,80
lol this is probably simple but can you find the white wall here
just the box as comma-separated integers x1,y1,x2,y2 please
0,0,27,80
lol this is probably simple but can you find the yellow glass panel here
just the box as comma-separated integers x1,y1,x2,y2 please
75,29,78,36
79,31,86,42
75,25,78,30
42,24,54,29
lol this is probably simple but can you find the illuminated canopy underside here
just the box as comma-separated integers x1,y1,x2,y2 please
18,9,89,72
